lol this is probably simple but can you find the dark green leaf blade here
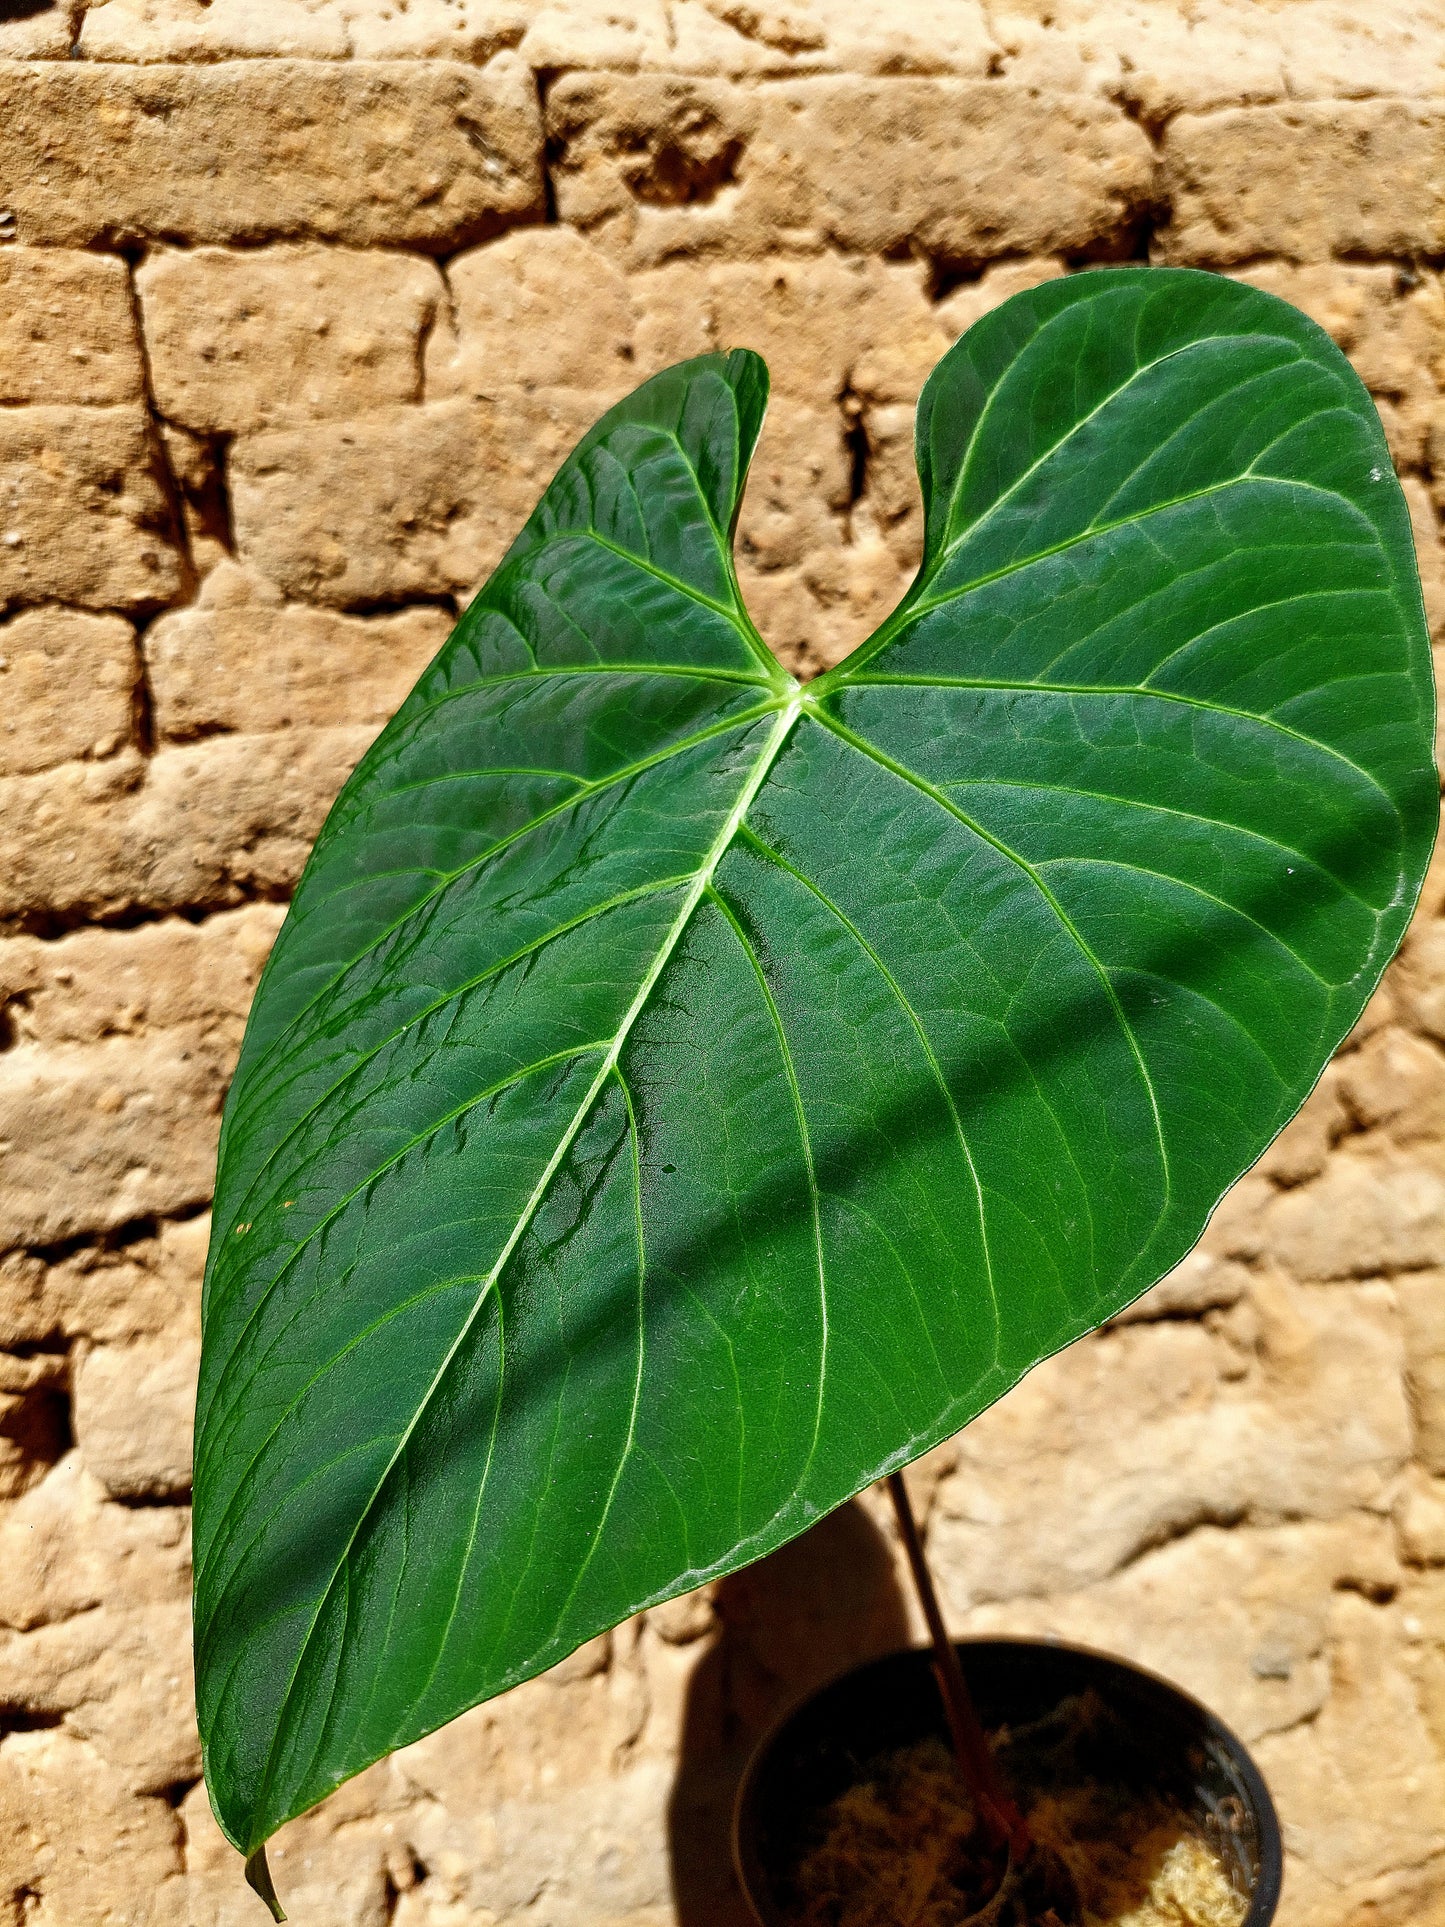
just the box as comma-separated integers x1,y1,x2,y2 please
194,273,1436,1861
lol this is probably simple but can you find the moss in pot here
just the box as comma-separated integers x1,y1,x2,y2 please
189,268,1436,1921
733,1480,1283,1926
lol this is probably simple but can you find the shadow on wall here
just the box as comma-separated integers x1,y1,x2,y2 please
667,1499,911,1924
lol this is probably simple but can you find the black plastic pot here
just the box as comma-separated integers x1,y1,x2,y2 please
733,1637,1282,1926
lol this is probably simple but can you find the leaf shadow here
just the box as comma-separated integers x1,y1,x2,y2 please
665,1499,910,1926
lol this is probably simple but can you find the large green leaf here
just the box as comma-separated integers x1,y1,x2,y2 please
194,267,1436,1863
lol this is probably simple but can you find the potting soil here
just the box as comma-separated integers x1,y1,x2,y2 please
782,1697,1248,1927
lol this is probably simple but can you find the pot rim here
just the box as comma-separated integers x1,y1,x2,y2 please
731,1633,1284,1927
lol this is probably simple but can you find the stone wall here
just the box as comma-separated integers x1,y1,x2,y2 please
1,2,1444,1922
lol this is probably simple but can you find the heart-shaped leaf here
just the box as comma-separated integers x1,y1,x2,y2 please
194,268,1436,1861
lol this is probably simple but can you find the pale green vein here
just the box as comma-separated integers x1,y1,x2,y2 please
936,774,1381,914
224,697,786,1134
196,1041,610,1519
735,826,1005,1363
546,1067,649,1642
216,874,696,1253
812,709,1173,1235
830,470,1373,681
834,675,1401,815
1140,589,1394,697
705,884,830,1498
1034,852,1336,998
229,698,804,1845
580,527,741,629
943,316,1233,550
395,1289,508,1737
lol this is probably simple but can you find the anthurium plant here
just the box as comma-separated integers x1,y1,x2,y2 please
192,266,1437,1911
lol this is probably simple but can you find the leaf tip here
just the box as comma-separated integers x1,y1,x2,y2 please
245,1846,287,1922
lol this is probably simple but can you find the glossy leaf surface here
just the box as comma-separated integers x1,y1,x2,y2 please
194,268,1436,1855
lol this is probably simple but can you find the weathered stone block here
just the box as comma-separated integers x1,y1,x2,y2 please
0,1349,69,1501
141,726,377,903
75,1339,198,1500
146,585,448,740
0,1213,211,1350
1263,1152,1445,1280
669,0,996,78
0,249,142,409
0,1602,200,1792
736,533,904,678
1256,1589,1445,1892
138,245,447,435
0,58,544,249
231,394,596,605
1397,914,1445,1044
0,3,72,57
0,753,145,924
991,0,1283,117
735,397,849,575
0,609,136,777
518,0,672,69
1338,1028,1445,1147
0,1454,191,1632
0,1730,186,1923
81,0,536,61
0,728,370,920
928,1278,1410,1604
953,1516,1398,1749
341,0,531,61
1399,1272,1445,1477
548,75,1154,266
700,255,946,406
1162,101,1445,263
0,407,182,612
855,399,924,573
1399,1469,1445,1567
433,227,635,397
1279,0,1445,103
0,904,280,1051
80,0,351,58
0,1030,230,1248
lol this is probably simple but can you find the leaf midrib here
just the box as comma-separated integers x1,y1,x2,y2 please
216,694,786,1206
227,695,806,1850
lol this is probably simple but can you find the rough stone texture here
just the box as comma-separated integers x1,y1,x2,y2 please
434,226,636,395
145,566,450,736
0,729,375,923
0,58,545,248
78,0,533,62
0,908,283,1247
0,1730,186,1925
0,3,73,60
0,248,143,408
1162,101,1445,264
230,391,600,604
0,609,137,777
0,407,183,614
547,74,1155,266
2,10,1445,1926
73,1339,198,1500
137,246,447,434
